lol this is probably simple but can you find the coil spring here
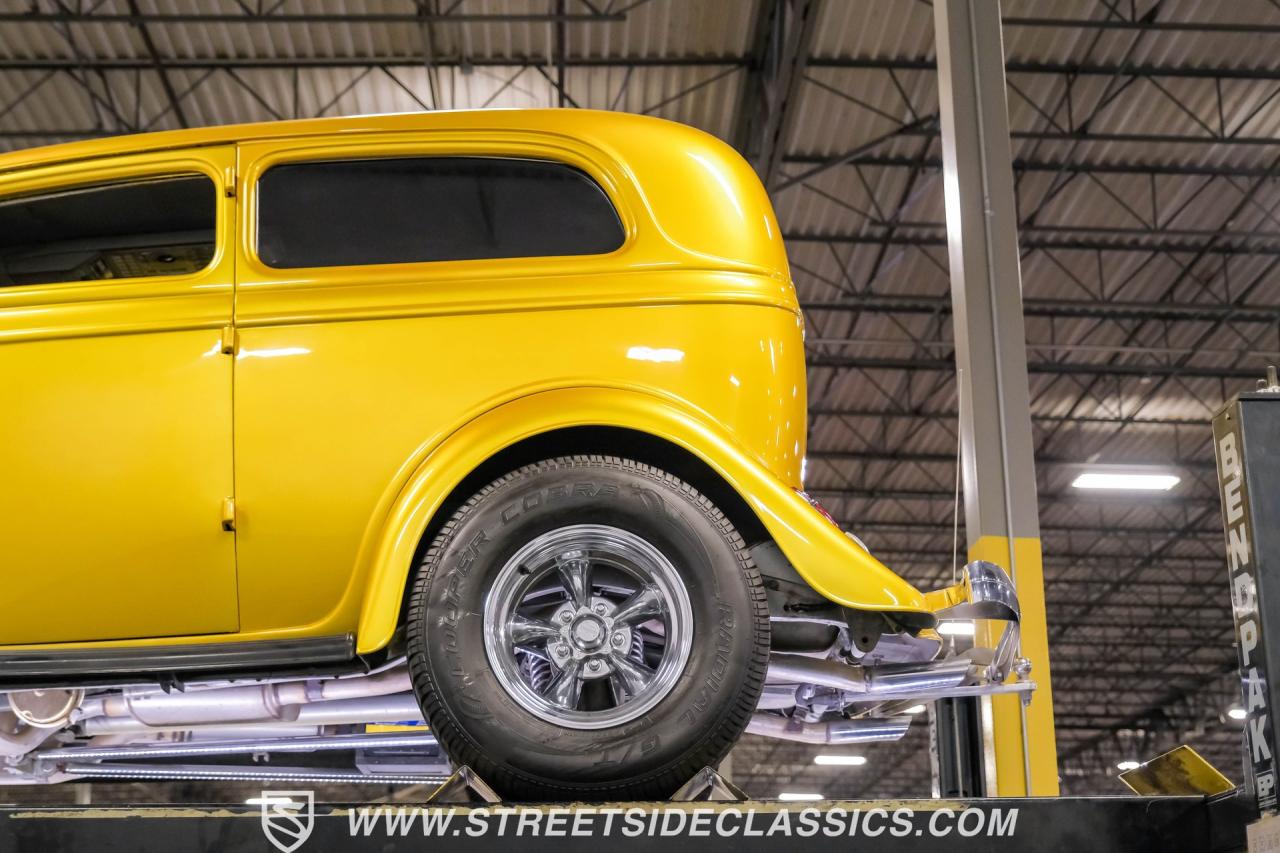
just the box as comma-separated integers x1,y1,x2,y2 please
629,630,646,665
518,650,554,693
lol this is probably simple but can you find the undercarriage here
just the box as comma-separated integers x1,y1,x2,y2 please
0,558,1031,787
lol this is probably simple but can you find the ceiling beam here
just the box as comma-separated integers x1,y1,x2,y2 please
787,231,1280,256
0,56,736,72
802,294,1280,324
124,0,188,129
805,448,1216,471
784,152,1280,179
871,548,1227,568
731,0,779,159
841,518,1221,539
805,352,1270,380
808,55,1280,81
734,0,824,187
807,406,1209,427
810,221,1280,246
0,45,1274,81
805,486,1218,507
1001,16,1280,35
0,12,626,25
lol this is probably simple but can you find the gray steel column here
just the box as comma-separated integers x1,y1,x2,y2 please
932,0,1059,796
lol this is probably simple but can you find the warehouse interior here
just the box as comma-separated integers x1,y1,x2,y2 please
0,0,1273,809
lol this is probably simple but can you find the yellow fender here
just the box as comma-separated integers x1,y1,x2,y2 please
355,386,928,653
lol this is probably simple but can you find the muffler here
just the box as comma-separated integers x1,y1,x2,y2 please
78,693,423,736
75,667,417,735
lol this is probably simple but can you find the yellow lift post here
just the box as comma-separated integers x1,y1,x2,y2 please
932,0,1060,796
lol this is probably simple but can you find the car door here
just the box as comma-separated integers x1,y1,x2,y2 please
0,146,239,645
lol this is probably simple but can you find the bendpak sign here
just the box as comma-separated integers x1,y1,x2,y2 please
1214,395,1280,813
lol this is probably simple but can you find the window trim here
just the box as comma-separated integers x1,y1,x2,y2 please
0,151,231,302
239,133,637,285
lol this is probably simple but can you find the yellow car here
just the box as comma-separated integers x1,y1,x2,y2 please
0,110,1025,798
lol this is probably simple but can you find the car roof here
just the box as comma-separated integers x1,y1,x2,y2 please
0,108,792,284
0,108,679,174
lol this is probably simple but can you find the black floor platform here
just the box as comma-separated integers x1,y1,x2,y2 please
0,790,1250,852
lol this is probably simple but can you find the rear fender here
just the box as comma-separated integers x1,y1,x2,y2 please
354,386,928,654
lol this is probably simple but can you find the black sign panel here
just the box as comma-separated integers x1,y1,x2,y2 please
1214,394,1280,813
0,796,1237,853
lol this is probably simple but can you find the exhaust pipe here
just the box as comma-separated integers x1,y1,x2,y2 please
756,684,800,711
746,713,911,745
766,654,973,695
78,693,423,736
294,694,422,726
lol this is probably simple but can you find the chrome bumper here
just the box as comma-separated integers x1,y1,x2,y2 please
929,559,1026,687
765,560,1035,706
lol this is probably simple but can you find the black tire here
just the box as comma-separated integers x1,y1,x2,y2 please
405,455,769,801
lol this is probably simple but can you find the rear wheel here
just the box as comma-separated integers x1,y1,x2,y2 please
405,455,768,800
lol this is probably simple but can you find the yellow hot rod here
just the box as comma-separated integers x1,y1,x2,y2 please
0,109,1024,798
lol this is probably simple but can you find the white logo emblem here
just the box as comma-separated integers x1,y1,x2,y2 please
258,790,315,853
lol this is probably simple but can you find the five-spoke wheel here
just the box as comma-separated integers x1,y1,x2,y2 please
483,525,693,728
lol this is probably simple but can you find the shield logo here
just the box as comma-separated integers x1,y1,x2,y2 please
259,790,315,853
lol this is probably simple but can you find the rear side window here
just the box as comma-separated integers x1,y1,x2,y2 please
256,157,625,269
0,175,215,287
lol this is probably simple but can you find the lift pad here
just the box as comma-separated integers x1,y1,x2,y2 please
1118,745,1236,798
0,791,1247,852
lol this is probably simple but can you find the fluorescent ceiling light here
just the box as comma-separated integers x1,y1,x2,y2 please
778,792,825,801
1116,760,1141,772
814,754,867,766
904,704,926,715
1072,471,1179,491
938,621,976,637
1228,707,1248,721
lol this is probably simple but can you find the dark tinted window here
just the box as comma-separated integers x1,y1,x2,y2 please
256,157,625,269
0,175,215,287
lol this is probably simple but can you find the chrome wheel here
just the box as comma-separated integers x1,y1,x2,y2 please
482,524,694,729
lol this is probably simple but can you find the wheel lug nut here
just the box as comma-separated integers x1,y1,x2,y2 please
561,613,572,623
611,632,627,647
594,604,607,614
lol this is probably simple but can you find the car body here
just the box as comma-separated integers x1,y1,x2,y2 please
0,110,1027,797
